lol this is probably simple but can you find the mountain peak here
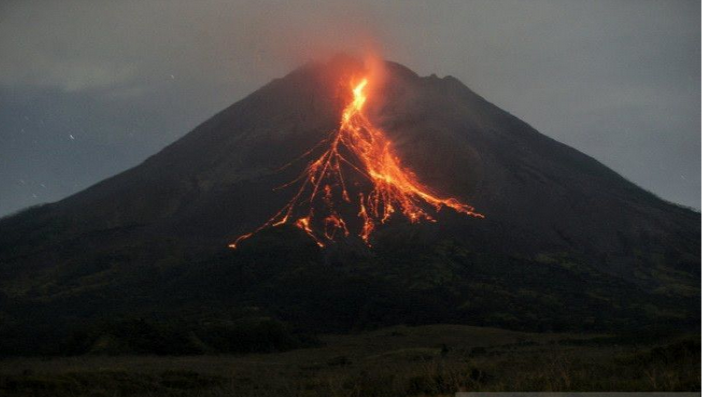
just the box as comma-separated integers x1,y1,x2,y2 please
229,67,484,249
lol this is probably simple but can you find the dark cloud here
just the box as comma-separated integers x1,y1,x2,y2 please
0,0,700,216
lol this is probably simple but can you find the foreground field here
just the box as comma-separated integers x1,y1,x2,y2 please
0,324,699,396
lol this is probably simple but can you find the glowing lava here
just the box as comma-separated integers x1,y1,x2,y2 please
230,76,483,249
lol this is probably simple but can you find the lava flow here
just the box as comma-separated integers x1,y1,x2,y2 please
230,76,483,249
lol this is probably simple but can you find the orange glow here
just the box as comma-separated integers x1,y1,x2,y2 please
230,75,483,249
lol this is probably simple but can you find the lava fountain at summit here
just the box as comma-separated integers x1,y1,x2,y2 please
230,76,484,249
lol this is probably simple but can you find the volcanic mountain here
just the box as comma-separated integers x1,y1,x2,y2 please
0,56,699,354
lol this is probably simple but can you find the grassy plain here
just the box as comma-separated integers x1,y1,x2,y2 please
0,324,698,396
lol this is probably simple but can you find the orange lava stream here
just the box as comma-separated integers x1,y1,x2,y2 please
230,77,483,249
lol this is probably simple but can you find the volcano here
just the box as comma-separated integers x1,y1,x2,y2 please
0,56,699,354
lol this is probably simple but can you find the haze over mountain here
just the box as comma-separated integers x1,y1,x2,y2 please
0,57,699,355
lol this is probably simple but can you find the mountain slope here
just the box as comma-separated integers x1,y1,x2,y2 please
0,56,698,354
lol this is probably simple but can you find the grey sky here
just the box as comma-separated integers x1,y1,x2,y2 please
0,0,700,217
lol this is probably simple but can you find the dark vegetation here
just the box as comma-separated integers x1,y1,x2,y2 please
0,325,699,396
0,223,698,357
